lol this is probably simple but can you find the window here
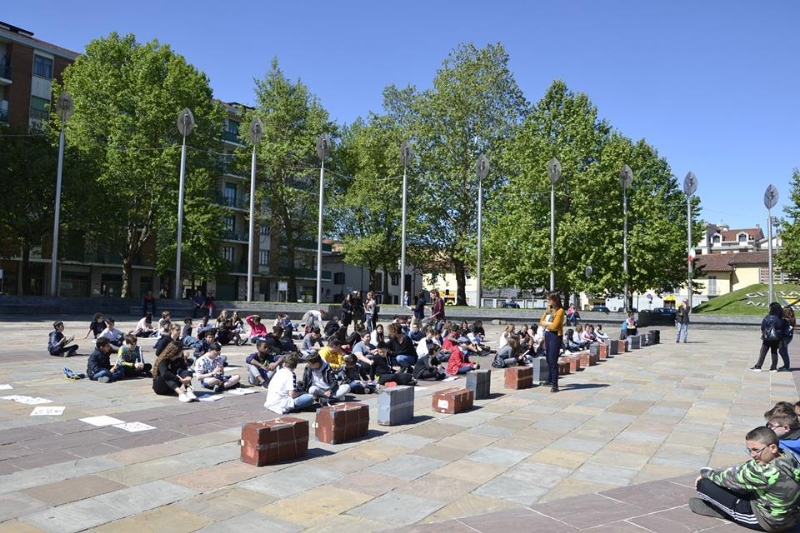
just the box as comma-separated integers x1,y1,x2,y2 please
738,233,747,243
708,276,717,296
29,96,49,120
375,273,383,289
712,235,721,244
259,250,269,265
260,225,269,235
334,272,345,285
223,216,235,232
223,183,237,206
33,55,53,78
221,246,234,262
390,272,399,286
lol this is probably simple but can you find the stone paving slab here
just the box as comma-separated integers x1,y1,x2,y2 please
0,317,799,532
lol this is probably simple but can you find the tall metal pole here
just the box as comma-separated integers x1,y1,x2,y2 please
620,165,633,313
246,118,264,302
764,185,779,305
476,155,489,308
683,172,698,310
175,109,194,301
400,142,414,307
49,92,73,296
547,158,561,294
316,134,330,306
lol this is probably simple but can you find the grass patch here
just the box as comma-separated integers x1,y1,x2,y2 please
695,284,800,315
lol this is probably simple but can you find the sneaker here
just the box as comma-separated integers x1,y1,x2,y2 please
178,392,191,403
769,368,778,373
185,390,198,401
213,384,223,394
247,374,256,386
97,376,110,383
778,366,791,372
750,367,762,372
319,397,329,407
689,497,725,519
261,381,269,389
550,386,559,393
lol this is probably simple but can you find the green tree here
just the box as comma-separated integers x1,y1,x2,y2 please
383,43,529,305
776,169,800,278
0,125,96,294
59,33,226,297
329,114,412,294
485,81,700,300
247,58,335,300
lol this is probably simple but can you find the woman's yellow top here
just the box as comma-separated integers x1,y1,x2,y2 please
540,307,564,336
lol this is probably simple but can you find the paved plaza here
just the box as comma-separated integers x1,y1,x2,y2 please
0,316,797,532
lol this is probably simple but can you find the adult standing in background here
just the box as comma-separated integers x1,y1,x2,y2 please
675,299,690,343
539,292,565,393
429,289,445,332
779,306,795,371
412,290,426,326
751,302,786,373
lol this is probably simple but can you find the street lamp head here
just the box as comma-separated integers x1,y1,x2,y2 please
56,91,74,122
317,133,331,161
547,157,562,184
683,171,698,196
177,108,195,137
476,154,490,180
248,116,264,145
764,184,779,210
620,165,633,189
585,265,593,278
401,141,415,168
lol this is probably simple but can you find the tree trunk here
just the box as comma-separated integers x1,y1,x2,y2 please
122,257,132,299
368,267,376,291
20,242,30,295
286,244,298,302
453,258,468,306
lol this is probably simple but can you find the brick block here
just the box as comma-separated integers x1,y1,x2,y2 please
315,402,369,444
432,387,474,414
504,366,534,390
240,418,309,466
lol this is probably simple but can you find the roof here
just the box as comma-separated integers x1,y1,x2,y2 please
696,254,734,272
727,251,770,266
711,227,764,242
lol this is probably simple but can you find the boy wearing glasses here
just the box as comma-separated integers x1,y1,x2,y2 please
764,402,800,459
691,426,800,531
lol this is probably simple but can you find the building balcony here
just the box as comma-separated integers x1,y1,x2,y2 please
222,230,249,243
222,130,243,144
294,240,332,252
277,266,332,281
0,102,8,124
0,62,11,86
217,194,248,210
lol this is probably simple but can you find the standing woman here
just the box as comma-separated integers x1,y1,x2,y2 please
779,306,796,371
539,293,565,393
364,291,376,333
751,302,786,372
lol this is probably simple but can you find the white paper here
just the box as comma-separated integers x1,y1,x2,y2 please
113,422,156,433
437,399,450,409
0,384,12,390
2,395,53,405
443,376,459,382
226,388,259,395
80,415,125,427
198,394,224,402
31,406,65,416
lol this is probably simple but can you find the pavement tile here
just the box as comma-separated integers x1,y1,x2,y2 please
368,453,448,480
166,460,264,492
526,448,592,470
301,514,393,533
412,444,471,462
239,465,344,498
20,497,126,533
0,520,45,533
336,470,407,496
21,475,126,507
434,459,507,485
196,510,302,532
571,462,639,486
395,473,478,503
533,492,647,529
348,492,446,526
463,446,530,467
0,456,122,495
0,493,47,523
602,479,695,511
459,508,578,533
93,507,213,533
419,493,521,523
404,422,464,440
629,505,727,532
258,486,371,527
177,487,274,521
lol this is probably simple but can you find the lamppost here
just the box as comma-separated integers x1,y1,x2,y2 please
547,158,561,293
174,108,194,301
246,117,264,302
683,172,698,309
400,141,414,306
50,91,73,296
315,133,330,305
476,154,489,308
620,165,633,312
764,184,779,304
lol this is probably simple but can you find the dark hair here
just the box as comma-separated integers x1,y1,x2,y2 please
124,334,137,345
53,320,64,329
93,312,104,321
96,337,111,348
746,426,779,446
184,317,192,324
306,353,322,365
209,342,221,352
283,352,299,368
106,317,115,324
376,341,388,350
769,302,783,316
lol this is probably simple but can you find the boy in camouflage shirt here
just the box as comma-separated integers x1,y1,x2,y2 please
692,426,800,531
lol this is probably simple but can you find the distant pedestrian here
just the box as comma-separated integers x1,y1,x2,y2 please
751,302,786,373
675,299,690,343
779,306,795,371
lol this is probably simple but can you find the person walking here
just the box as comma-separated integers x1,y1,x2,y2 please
779,306,795,371
751,302,786,373
675,299,690,343
539,293,565,393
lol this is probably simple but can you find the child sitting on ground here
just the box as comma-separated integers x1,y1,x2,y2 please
301,353,351,406
86,337,123,383
152,341,197,402
194,342,240,393
49,320,79,357
245,340,284,388
98,317,125,348
264,353,314,414
83,312,106,340
337,354,377,394
133,313,156,338
764,402,800,458
691,425,800,531
370,341,416,386
116,334,152,378
414,344,446,380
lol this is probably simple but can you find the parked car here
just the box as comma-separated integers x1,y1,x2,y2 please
501,299,520,309
591,305,610,313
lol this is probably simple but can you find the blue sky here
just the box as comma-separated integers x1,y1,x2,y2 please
6,1,799,230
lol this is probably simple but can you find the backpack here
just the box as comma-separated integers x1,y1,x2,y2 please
763,321,780,342
491,353,506,368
